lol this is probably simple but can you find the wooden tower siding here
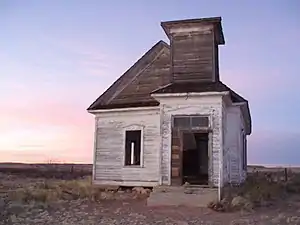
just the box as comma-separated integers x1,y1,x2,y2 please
171,33,215,82
161,17,224,83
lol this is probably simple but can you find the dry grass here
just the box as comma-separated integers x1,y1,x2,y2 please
5,175,152,205
208,171,300,212
7,177,111,203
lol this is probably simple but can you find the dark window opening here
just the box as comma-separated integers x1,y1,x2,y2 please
125,130,141,166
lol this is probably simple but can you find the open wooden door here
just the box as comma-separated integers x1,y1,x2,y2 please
171,128,182,185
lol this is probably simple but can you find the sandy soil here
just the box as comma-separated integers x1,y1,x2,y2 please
1,173,300,225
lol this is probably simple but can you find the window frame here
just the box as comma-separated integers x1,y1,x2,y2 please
172,115,211,130
123,124,144,167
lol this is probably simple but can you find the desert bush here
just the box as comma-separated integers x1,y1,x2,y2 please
132,187,151,195
208,172,291,212
207,196,253,212
239,174,284,205
131,187,152,199
231,196,254,211
285,173,300,193
207,199,226,212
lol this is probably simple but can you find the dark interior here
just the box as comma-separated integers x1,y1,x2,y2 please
182,132,209,185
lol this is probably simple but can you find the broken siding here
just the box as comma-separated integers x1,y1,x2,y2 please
94,108,161,186
160,95,223,186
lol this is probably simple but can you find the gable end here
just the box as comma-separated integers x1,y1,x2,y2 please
87,40,170,110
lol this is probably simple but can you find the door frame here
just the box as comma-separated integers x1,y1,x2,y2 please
170,127,213,187
179,129,213,186
180,130,210,185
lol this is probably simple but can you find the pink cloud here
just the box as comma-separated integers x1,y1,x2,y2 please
1,149,92,164
0,95,94,163
1,94,93,126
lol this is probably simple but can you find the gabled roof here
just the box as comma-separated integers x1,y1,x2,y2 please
87,38,251,134
87,40,170,110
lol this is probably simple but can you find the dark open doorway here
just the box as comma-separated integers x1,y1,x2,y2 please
182,132,209,185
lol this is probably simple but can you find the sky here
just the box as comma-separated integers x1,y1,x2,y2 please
0,0,299,165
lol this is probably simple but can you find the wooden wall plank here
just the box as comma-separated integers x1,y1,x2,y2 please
94,108,161,186
171,32,217,83
160,96,223,187
110,49,170,105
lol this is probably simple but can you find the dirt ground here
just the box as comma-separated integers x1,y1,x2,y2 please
1,173,300,225
1,198,300,225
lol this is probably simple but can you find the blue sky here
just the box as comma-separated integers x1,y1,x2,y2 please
0,0,299,165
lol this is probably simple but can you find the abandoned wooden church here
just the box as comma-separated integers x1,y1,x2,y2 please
87,17,251,189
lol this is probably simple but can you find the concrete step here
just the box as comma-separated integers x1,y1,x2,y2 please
147,186,218,207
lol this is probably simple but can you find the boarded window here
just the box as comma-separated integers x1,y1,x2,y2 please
191,116,209,127
125,130,141,166
173,117,190,128
173,116,209,129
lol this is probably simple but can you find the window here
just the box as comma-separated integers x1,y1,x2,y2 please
173,116,210,129
173,117,190,128
191,116,209,127
125,130,141,166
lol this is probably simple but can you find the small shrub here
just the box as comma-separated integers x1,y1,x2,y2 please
233,174,285,207
132,187,151,199
231,196,254,211
285,173,300,193
8,188,29,202
210,172,293,212
207,199,226,212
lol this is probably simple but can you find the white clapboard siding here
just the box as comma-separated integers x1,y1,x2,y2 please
222,101,230,185
93,108,161,187
225,106,244,184
158,95,224,187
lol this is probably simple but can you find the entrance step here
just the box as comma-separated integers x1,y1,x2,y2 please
147,186,218,207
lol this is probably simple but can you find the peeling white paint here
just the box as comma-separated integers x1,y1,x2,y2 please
154,94,224,186
224,105,246,184
92,94,247,187
93,108,160,187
